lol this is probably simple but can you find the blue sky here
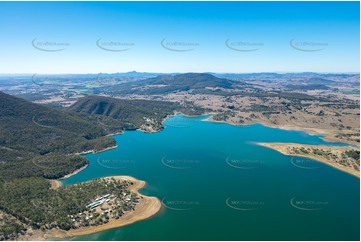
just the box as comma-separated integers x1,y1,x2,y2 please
0,1,359,74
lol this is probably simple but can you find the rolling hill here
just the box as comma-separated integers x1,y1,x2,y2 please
0,92,205,179
101,73,247,95
69,95,205,131
0,91,115,161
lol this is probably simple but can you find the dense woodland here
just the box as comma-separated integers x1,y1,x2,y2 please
0,177,135,240
69,95,206,132
0,92,115,161
1,72,358,240
0,91,204,240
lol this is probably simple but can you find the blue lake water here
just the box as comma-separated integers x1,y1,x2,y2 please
62,114,360,241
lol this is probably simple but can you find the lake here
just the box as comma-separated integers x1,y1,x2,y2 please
62,114,360,241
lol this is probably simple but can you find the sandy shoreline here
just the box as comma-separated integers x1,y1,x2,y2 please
202,113,358,147
21,176,161,240
37,113,357,240
76,144,118,156
62,164,89,179
48,164,89,188
256,142,360,178
264,123,359,146
105,131,124,137
49,179,62,189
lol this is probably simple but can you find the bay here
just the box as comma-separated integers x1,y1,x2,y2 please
62,114,360,241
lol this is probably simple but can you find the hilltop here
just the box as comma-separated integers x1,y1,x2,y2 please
100,73,250,96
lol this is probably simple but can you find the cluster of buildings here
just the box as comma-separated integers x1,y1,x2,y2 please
86,194,110,209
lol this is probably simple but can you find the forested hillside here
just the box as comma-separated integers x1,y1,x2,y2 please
69,95,206,131
0,91,117,156
0,91,206,240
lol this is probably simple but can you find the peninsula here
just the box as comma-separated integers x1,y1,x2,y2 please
15,176,161,241
256,143,360,177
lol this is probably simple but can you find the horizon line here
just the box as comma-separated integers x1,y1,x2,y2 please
0,71,359,76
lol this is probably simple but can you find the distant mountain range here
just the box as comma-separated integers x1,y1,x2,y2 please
0,71,359,78
98,73,327,100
